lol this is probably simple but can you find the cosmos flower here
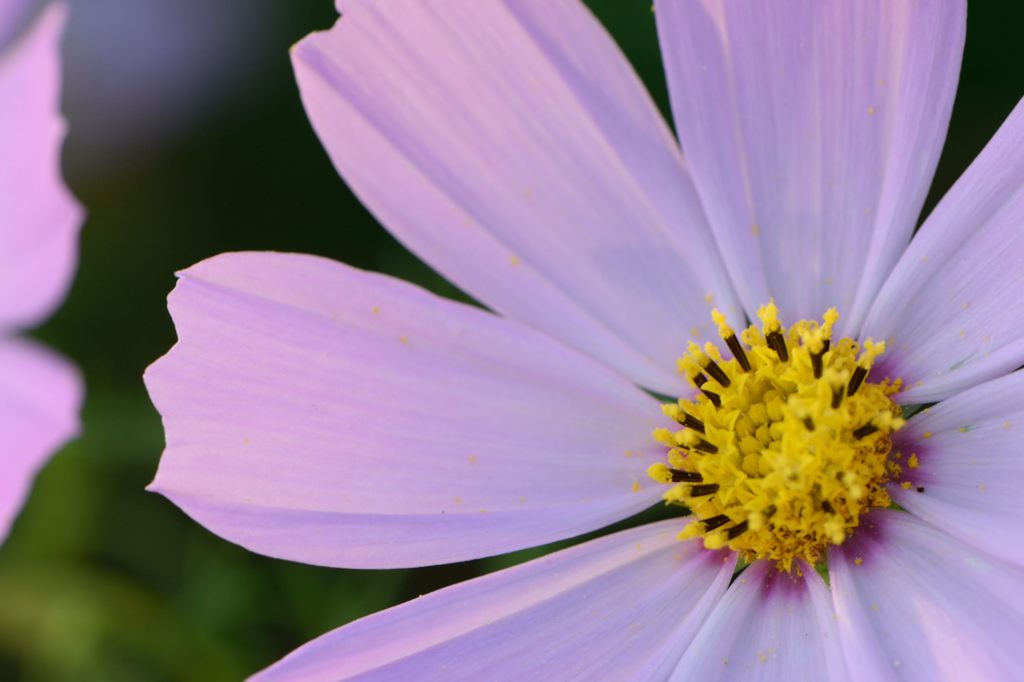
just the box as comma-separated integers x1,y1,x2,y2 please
146,1,1024,679
0,1,82,545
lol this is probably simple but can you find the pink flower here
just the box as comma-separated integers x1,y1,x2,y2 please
0,1,82,545
146,1,1024,679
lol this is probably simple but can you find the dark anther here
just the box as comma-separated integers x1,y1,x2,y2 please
692,439,719,454
831,386,844,409
692,374,722,407
680,412,706,434
811,351,824,379
848,366,868,396
700,388,722,408
704,360,732,388
853,422,878,439
822,339,831,354
803,416,815,431
690,483,720,497
763,505,777,518
726,520,749,539
702,514,731,531
725,334,751,372
670,469,703,483
766,330,789,361
821,500,835,514
916,486,925,493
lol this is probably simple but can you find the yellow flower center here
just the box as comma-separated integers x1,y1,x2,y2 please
648,301,903,572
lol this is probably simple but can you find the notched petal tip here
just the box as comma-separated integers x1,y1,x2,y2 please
144,252,665,569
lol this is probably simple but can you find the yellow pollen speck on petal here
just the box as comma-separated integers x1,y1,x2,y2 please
509,255,522,267
467,455,478,464
923,432,933,439
371,306,381,315
704,293,715,305
901,481,913,490
647,304,903,570
908,453,919,469
751,223,761,236
632,480,641,493
867,105,876,115
399,336,410,345
855,557,864,565
1004,421,1012,430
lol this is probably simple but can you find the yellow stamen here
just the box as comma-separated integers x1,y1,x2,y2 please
757,299,781,334
651,305,903,572
711,309,734,340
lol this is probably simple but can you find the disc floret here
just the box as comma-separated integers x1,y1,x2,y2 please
648,303,903,571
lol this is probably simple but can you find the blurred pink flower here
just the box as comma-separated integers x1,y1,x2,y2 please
61,0,283,175
147,1,1024,679
0,1,83,544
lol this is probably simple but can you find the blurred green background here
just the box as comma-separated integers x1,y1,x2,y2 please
3,1,1022,679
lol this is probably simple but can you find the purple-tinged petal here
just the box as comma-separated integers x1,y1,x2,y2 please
889,370,1024,567
146,252,673,569
863,98,1024,404
670,560,848,681
0,2,82,332
655,0,964,333
0,0,30,46
291,0,741,395
0,337,82,544
831,510,1024,680
251,521,734,682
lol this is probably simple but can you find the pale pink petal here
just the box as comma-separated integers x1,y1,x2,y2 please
889,370,1024,567
251,521,734,682
655,0,964,333
670,560,848,681
862,98,1024,404
291,0,741,395
0,337,82,543
146,252,673,569
0,2,82,332
831,510,1024,680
